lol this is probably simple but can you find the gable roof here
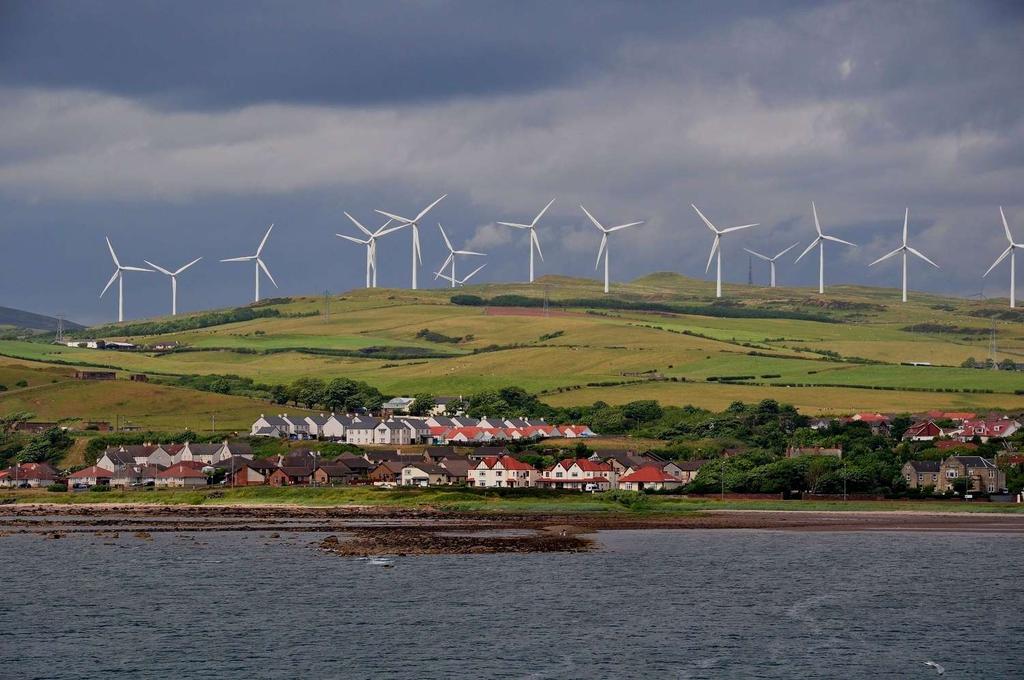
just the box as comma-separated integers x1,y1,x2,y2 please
69,465,113,479
157,463,208,479
619,465,679,483
905,460,941,473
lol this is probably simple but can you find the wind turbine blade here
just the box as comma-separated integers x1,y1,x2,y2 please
436,253,454,277
607,221,644,232
811,201,822,236
794,238,820,263
336,234,368,245
434,271,455,283
720,223,759,234
144,260,174,276
496,221,530,229
1000,206,1014,243
257,224,274,256
174,257,202,275
902,208,909,245
462,264,486,282
532,229,544,262
120,266,152,273
345,212,374,237
821,235,857,247
414,227,422,265
580,205,605,232
774,242,801,259
595,233,607,270
373,221,404,238
705,235,720,273
531,198,556,227
374,209,413,225
907,246,940,269
221,256,255,262
743,248,771,262
868,247,903,267
984,245,1013,277
414,194,447,222
454,250,485,256
100,270,119,297
691,204,719,234
105,237,121,267
437,223,454,252
258,258,278,287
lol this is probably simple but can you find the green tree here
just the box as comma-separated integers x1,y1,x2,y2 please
961,356,977,368
622,400,663,424
17,427,74,464
408,393,436,417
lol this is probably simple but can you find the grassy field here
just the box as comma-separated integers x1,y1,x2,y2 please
0,274,1020,421
4,486,1022,514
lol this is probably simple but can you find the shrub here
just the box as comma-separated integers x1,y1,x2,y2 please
46,483,67,492
603,489,649,509
89,484,111,492
15,380,27,388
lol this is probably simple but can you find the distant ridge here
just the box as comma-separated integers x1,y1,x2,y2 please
0,306,84,332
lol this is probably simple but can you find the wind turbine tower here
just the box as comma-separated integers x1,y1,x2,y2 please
744,243,800,288
100,237,152,322
580,205,644,294
144,258,202,316
691,204,759,298
375,195,447,290
983,207,1022,309
220,224,278,303
337,214,399,288
795,202,857,294
497,198,555,283
868,209,939,303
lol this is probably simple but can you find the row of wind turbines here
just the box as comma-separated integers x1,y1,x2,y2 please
100,199,1023,322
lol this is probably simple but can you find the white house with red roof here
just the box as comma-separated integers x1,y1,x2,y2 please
901,420,947,442
156,462,209,488
618,465,683,491
557,424,596,438
470,455,539,488
0,462,59,488
955,417,1021,443
536,458,616,490
67,465,113,489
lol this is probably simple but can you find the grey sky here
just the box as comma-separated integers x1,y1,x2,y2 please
1,0,1022,322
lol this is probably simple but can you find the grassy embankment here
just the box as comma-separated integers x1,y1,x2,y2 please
5,486,1022,514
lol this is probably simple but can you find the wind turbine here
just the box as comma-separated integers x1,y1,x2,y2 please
220,224,278,303
795,201,857,294
435,224,485,288
983,206,1022,309
143,257,202,316
497,198,554,283
375,195,447,290
100,237,152,323
337,214,399,288
692,204,758,298
868,208,939,303
434,263,486,288
744,243,799,288
581,205,644,294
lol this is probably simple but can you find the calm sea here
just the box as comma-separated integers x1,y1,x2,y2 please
2,528,1020,679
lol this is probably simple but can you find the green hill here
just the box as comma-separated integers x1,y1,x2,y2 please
0,306,84,333
0,274,1021,422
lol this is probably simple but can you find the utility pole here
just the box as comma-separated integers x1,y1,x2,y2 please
211,414,216,433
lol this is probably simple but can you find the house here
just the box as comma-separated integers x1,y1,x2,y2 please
67,465,113,488
467,446,512,460
251,414,290,437
381,397,416,415
956,418,1021,443
304,414,330,438
147,445,177,468
72,370,116,380
313,460,358,485
156,463,209,488
430,396,462,416
808,417,836,430
924,411,976,423
938,456,1005,493
175,442,223,465
322,414,355,440
363,450,425,465
13,421,61,434
902,460,941,490
0,463,59,488
401,462,451,486
400,418,431,442
848,412,891,435
671,460,707,484
536,459,616,491
374,419,415,446
902,421,946,442
786,446,843,459
281,415,312,439
423,446,458,462
222,460,272,486
110,464,164,488
215,441,253,462
369,461,405,486
470,456,539,488
438,458,470,484
345,418,381,445
618,466,683,491
267,465,313,486
558,424,596,438
96,448,138,472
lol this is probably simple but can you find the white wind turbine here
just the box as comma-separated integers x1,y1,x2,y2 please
868,208,939,303
581,205,644,294
220,224,278,303
497,198,554,283
143,257,202,316
100,237,152,323
983,206,1022,309
435,263,486,288
337,214,399,288
692,204,758,298
375,195,447,290
795,201,857,294
744,243,799,288
435,224,485,288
